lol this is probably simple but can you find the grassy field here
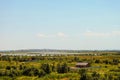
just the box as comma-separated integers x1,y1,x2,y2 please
0,51,120,80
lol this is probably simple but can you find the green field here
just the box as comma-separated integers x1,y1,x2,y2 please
0,51,120,80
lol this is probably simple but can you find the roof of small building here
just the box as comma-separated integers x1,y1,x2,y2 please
76,62,89,66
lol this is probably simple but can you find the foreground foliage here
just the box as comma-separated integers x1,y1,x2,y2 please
0,51,120,80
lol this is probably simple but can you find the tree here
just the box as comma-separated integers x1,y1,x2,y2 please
74,57,80,62
57,63,61,73
92,71,100,80
51,62,56,72
41,63,51,74
9,69,19,77
38,69,46,77
95,59,100,63
6,66,11,70
61,63,69,73
22,67,39,76
57,63,69,73
113,59,119,65
79,69,88,80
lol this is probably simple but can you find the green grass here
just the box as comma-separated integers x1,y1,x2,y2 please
0,53,120,80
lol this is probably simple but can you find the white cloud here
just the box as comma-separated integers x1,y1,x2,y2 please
36,31,120,39
83,30,120,37
57,32,67,37
112,31,120,36
36,32,67,38
36,33,47,38
83,31,110,37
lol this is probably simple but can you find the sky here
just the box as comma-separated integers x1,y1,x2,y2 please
0,0,120,50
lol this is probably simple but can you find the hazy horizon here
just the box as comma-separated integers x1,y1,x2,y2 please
0,0,120,50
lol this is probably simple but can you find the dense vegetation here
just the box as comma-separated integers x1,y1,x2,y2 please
0,51,120,80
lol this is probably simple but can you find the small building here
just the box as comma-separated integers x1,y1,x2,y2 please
76,62,90,68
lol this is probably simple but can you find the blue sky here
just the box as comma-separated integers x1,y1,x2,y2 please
0,0,120,50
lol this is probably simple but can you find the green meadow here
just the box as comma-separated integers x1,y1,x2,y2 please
0,51,120,80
